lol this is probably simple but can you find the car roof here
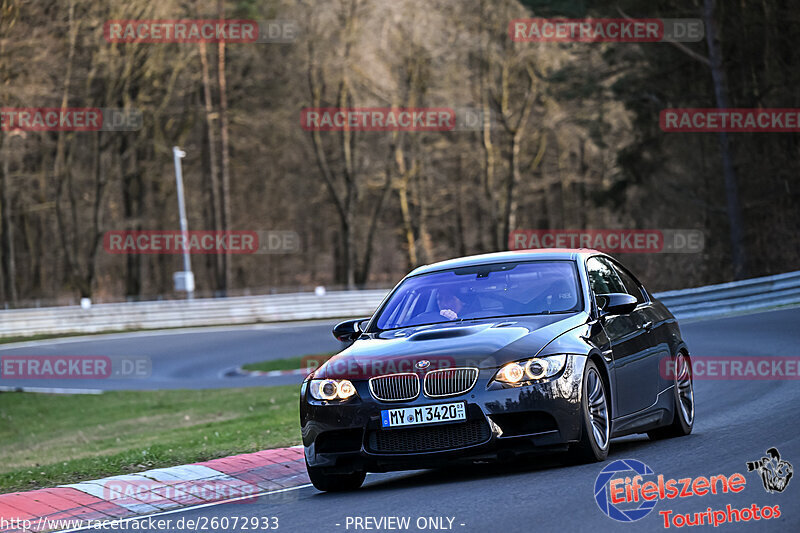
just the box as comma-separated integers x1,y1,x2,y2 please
408,249,606,277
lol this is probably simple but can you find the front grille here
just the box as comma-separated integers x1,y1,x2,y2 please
423,367,479,398
369,373,420,402
368,420,491,453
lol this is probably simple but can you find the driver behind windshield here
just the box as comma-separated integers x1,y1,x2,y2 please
437,286,465,320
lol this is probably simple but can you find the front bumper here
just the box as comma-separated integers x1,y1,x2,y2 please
300,356,587,472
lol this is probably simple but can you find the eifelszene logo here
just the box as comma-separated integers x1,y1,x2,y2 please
594,458,749,524
594,459,658,522
747,448,793,493
595,453,787,528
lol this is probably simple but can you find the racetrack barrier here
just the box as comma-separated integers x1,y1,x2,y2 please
0,271,798,339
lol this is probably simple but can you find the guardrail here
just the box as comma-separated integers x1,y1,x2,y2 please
654,270,800,320
0,290,389,338
0,271,798,339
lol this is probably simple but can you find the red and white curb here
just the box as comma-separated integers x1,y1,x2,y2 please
0,446,309,532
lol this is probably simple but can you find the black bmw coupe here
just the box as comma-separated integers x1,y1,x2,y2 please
300,249,694,491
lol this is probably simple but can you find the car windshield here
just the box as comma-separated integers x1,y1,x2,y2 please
374,261,582,330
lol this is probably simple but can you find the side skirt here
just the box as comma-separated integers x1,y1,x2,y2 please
610,386,674,438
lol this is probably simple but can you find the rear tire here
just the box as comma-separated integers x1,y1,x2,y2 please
566,360,610,463
648,352,694,440
305,460,366,492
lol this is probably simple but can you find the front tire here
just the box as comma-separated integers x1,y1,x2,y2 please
567,360,610,463
305,460,366,492
648,352,693,440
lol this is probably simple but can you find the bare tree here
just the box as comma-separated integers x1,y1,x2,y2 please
217,0,232,292
703,0,746,279
199,39,224,290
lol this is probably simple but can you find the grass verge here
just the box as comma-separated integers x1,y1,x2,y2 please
241,352,336,372
0,331,124,346
0,386,301,494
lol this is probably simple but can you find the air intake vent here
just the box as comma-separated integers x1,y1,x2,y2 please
368,420,490,453
369,373,420,402
423,367,479,398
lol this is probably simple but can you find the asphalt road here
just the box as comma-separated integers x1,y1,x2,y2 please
50,306,800,532
0,321,342,390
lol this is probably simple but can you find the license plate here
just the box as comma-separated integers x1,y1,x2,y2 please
381,402,466,428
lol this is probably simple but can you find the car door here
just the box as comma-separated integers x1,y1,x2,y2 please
586,256,656,416
606,258,671,399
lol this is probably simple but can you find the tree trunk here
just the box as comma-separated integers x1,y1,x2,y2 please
120,134,143,298
704,0,746,279
414,173,434,264
393,141,418,269
481,81,498,251
356,170,392,286
502,131,522,247
455,157,467,257
0,134,17,304
478,1,499,251
53,0,81,297
217,0,232,293
199,40,224,291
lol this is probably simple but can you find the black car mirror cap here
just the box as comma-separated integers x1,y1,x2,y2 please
332,318,369,342
597,293,638,317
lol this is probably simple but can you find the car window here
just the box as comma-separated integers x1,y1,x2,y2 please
374,261,582,330
586,257,626,296
608,260,647,304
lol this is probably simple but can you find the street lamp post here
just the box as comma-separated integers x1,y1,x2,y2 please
172,146,195,300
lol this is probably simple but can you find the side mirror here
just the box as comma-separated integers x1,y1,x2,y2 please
597,293,638,317
332,318,369,342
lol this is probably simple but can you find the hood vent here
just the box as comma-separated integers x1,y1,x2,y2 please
407,327,474,341
492,321,518,328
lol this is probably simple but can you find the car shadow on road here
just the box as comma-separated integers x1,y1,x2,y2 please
312,435,656,496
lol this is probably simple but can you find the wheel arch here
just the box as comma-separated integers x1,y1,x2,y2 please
586,350,613,422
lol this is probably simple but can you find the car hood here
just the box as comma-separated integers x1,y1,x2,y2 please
314,312,589,380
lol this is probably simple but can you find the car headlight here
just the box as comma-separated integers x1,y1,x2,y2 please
493,355,567,385
309,379,357,401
